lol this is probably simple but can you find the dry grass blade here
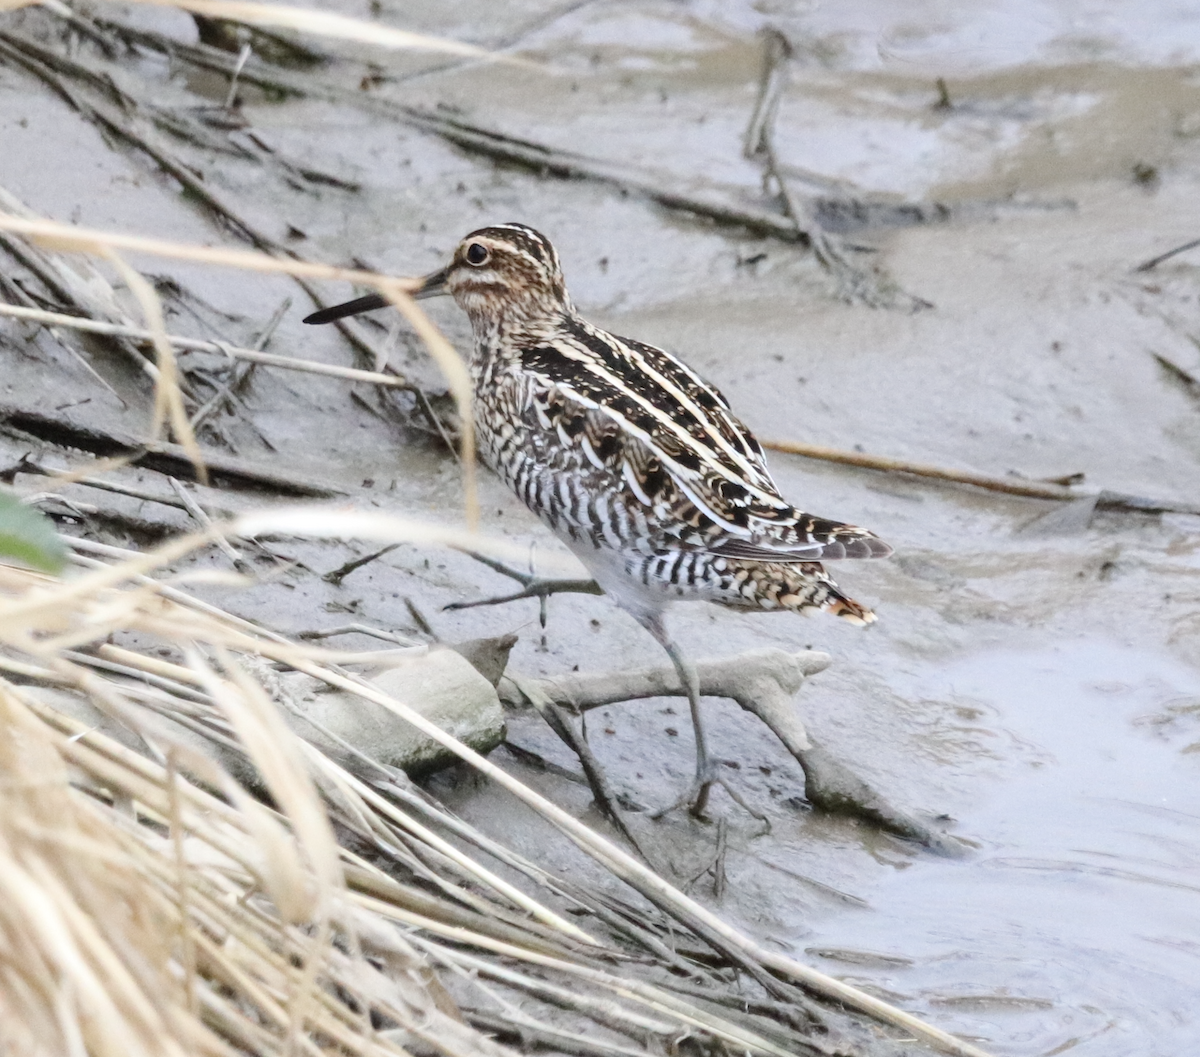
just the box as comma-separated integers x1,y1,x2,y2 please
122,0,507,60
762,435,1200,515
0,303,407,388
0,214,418,286
762,436,1079,499
103,249,208,486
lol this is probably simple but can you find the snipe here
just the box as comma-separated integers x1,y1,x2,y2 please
305,223,892,820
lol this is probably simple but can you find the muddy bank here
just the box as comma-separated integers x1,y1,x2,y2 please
2,1,1200,1053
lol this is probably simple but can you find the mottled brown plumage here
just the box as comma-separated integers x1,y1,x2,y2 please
306,223,892,819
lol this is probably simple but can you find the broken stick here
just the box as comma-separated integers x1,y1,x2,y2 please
500,648,956,850
764,435,1200,516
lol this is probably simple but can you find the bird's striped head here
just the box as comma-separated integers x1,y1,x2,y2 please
423,223,571,324
302,223,570,329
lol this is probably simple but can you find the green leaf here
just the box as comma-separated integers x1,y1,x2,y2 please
0,489,68,574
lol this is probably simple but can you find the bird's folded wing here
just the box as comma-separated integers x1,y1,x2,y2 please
706,531,893,563
514,334,892,561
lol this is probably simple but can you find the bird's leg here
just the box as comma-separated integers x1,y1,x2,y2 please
444,548,602,626
640,613,769,830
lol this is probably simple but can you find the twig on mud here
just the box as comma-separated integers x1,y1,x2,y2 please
297,623,418,647
461,1009,651,1057
1135,236,1200,272
403,597,438,639
388,0,601,87
501,649,952,850
445,548,603,612
684,817,729,900
0,303,406,389
1152,351,1200,401
167,476,251,573
223,41,253,109
2,456,201,514
743,29,928,310
713,817,728,900
743,29,792,162
502,740,588,784
414,386,461,464
22,489,183,541
763,435,1200,516
0,403,344,496
510,674,650,860
190,296,291,431
765,436,1079,498
322,543,400,586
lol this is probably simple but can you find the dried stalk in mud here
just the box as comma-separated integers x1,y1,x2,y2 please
0,302,406,389
763,436,1200,517
743,28,929,310
0,403,345,498
1135,235,1200,272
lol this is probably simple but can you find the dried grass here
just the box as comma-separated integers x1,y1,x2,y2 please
0,521,994,1057
0,538,570,1057
1,0,507,63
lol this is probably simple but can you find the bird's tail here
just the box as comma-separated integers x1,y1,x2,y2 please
775,561,877,625
821,592,877,626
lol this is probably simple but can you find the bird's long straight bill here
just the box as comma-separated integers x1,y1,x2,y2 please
303,267,449,324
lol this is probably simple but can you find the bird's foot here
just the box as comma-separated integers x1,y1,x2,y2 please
445,550,602,625
651,765,771,834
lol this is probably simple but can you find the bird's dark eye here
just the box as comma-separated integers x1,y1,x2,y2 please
465,242,489,266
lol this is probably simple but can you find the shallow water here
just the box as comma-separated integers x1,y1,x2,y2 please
3,0,1200,1052
800,641,1200,1053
